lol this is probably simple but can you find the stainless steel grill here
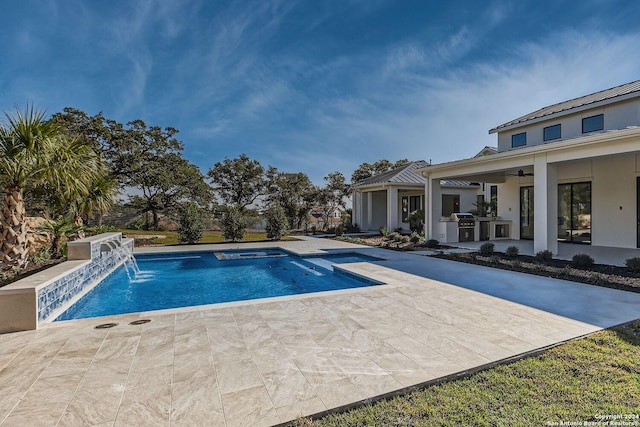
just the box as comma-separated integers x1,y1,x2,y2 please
450,213,476,242
450,213,476,227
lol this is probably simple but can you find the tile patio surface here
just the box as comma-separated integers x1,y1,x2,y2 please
1,237,640,426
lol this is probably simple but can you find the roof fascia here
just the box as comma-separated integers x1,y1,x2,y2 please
488,91,640,134
415,127,640,178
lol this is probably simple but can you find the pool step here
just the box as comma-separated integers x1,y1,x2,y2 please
301,258,336,272
289,261,324,276
215,251,287,260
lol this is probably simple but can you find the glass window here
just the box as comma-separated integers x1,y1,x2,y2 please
442,194,460,217
490,185,498,204
511,132,526,148
557,182,591,244
543,124,561,141
582,114,603,133
409,195,421,213
401,196,408,222
520,186,534,239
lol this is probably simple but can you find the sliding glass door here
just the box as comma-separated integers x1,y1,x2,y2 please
520,186,534,239
557,182,591,244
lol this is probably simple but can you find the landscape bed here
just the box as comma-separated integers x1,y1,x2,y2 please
434,252,640,293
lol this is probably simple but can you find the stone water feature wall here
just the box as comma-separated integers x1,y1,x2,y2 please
0,232,134,333
37,233,134,322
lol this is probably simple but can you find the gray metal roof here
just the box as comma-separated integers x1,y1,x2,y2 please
441,180,481,187
489,79,640,134
353,161,479,188
353,161,429,187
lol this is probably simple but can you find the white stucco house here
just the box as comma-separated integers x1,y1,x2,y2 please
351,160,489,233
417,79,640,253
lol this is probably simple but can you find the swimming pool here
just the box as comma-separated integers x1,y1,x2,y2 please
56,250,383,320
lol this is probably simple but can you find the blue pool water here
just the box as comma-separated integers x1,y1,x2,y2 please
56,251,382,320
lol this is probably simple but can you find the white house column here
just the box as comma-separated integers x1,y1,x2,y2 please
387,186,398,231
366,192,373,230
425,176,442,240
353,190,362,228
533,154,558,254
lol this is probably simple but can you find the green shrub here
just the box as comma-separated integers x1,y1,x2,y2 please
346,223,360,233
177,203,204,244
410,232,422,243
505,245,520,257
479,242,495,256
265,203,289,241
28,246,51,264
625,257,640,272
425,239,439,248
379,226,389,236
391,232,404,242
394,227,404,233
571,253,595,268
221,207,246,242
536,250,553,262
401,235,411,243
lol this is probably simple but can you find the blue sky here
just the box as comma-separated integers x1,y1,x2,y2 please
2,0,640,184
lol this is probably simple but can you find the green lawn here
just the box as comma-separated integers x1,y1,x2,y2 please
291,322,640,426
118,229,298,246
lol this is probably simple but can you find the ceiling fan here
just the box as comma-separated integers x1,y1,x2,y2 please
506,169,534,177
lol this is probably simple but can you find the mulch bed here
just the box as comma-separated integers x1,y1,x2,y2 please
434,252,640,294
0,259,65,289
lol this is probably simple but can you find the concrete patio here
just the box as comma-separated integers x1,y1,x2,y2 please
0,237,639,426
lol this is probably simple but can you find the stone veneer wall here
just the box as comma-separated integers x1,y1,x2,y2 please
37,234,134,322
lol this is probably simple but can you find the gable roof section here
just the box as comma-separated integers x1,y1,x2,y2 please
352,160,480,189
474,146,498,157
352,161,429,187
489,79,640,134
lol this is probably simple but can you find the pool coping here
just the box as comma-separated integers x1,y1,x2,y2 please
51,244,393,325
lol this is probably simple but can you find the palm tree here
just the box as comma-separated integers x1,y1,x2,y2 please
69,173,118,237
0,106,102,268
38,217,82,259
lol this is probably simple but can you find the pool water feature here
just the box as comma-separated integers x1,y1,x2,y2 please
56,251,383,320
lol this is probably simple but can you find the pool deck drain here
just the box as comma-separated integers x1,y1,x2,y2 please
0,237,639,426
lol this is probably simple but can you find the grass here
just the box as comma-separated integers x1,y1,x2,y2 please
118,229,298,246
290,321,640,426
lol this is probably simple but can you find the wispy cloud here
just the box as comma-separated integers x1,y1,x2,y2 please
3,1,640,185
211,27,640,181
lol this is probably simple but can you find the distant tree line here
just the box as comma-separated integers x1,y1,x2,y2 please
0,104,417,268
0,106,363,266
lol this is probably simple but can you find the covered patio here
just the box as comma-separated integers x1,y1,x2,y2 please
351,161,428,233
418,127,640,254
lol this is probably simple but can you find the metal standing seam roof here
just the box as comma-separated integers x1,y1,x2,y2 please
352,161,479,188
489,79,640,134
352,161,428,187
441,180,480,187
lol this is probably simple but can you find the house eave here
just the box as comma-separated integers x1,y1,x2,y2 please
351,182,424,192
415,127,640,177
488,91,640,134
